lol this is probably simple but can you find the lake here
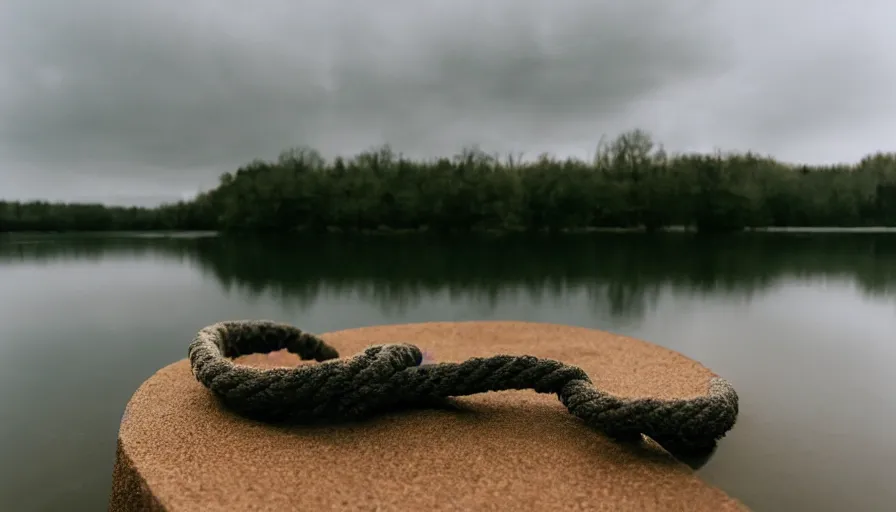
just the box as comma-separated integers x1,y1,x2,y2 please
1,232,894,511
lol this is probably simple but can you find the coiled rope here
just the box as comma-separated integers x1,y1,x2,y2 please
189,320,738,451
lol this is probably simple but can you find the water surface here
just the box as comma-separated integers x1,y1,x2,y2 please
1,232,894,511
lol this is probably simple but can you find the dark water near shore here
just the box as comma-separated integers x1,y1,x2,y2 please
1,232,894,511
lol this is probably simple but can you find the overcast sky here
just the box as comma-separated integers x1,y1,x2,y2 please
1,1,895,205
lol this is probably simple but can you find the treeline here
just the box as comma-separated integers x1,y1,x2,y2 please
3,130,896,233
0,201,211,232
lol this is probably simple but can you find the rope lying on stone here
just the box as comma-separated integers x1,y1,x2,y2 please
189,320,739,451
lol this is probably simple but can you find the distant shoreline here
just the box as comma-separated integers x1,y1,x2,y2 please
4,130,896,234
4,226,896,239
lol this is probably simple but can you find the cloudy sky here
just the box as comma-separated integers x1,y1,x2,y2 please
1,1,894,205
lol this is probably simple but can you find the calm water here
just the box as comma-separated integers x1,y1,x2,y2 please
1,232,894,511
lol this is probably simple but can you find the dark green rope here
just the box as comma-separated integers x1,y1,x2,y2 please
189,320,738,451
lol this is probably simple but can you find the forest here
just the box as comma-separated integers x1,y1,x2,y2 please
3,130,896,233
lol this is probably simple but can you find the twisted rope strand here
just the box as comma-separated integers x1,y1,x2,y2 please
189,320,739,451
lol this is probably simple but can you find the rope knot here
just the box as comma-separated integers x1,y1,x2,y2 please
189,320,739,453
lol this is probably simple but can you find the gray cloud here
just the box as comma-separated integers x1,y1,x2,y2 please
1,1,894,204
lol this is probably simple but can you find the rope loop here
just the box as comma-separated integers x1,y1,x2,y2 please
189,320,738,451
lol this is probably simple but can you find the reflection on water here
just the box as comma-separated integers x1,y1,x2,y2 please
4,232,896,321
0,232,895,512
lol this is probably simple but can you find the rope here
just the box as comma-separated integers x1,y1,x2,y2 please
189,320,738,451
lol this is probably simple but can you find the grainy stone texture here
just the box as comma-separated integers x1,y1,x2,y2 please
110,321,748,512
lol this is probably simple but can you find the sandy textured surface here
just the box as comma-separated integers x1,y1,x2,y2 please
110,321,746,511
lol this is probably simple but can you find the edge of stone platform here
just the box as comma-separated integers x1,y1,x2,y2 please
109,437,166,512
107,320,736,512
